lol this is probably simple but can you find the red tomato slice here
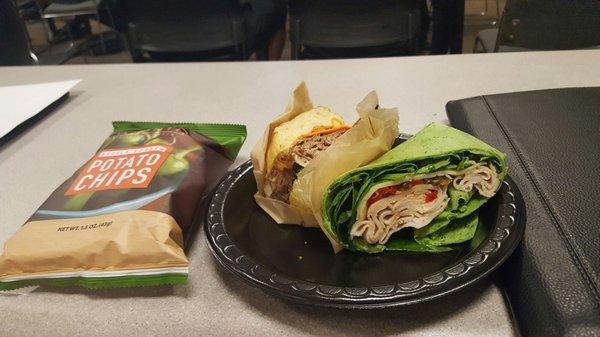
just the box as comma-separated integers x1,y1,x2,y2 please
425,190,438,203
410,179,424,186
367,186,398,207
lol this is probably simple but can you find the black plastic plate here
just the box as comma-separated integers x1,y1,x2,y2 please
205,138,525,309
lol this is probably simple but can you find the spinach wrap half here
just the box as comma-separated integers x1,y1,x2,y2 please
322,123,507,253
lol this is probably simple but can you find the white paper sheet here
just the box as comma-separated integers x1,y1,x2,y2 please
0,80,81,139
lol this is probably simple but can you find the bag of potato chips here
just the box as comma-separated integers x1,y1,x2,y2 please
0,121,246,291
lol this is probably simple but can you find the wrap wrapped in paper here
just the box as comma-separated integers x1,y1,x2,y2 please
251,82,399,250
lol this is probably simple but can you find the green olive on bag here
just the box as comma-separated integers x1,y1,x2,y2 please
158,145,203,176
118,132,148,146
146,138,170,146
63,192,94,211
104,130,168,148
158,155,189,175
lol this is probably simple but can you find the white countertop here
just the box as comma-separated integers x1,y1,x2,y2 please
1,50,599,336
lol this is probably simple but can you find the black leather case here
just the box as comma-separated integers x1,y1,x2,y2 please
446,87,600,337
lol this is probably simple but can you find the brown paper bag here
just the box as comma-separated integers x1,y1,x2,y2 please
251,82,399,237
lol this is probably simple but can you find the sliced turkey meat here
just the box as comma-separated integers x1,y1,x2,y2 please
453,163,499,197
351,181,450,244
351,163,500,244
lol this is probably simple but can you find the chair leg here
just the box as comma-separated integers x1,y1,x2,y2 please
30,52,40,65
291,42,299,60
231,19,245,60
104,3,117,32
94,12,107,54
240,28,246,60
126,27,145,62
34,2,53,47
104,2,123,47
473,36,482,53
30,8,54,53
290,18,300,60
495,0,500,20
62,20,83,62
40,20,52,45
64,20,75,51
414,37,420,55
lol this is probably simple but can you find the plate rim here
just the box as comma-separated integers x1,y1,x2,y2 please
205,159,525,309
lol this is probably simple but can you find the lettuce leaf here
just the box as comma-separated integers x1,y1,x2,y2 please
386,237,453,253
415,214,480,247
